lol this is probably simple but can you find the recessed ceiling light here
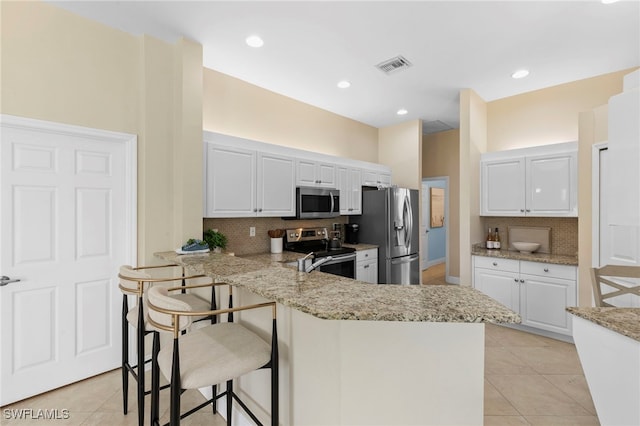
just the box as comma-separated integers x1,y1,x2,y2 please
245,35,264,48
337,80,351,89
397,109,408,116
601,0,620,4
512,69,530,79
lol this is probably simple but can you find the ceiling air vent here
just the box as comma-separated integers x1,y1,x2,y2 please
376,55,412,75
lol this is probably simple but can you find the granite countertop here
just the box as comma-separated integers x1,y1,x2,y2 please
472,244,578,266
342,243,379,251
567,307,640,342
157,251,520,324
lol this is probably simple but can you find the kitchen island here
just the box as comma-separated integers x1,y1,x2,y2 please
568,307,640,426
156,251,520,425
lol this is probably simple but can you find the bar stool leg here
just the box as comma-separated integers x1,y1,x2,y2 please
121,297,129,415
137,303,145,426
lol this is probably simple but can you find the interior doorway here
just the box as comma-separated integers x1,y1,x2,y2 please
421,177,448,284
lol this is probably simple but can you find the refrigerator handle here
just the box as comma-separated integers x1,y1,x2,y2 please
404,195,412,249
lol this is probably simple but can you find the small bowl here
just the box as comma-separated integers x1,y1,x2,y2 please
512,241,541,254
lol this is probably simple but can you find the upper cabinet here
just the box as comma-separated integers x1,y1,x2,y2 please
480,142,578,217
361,169,392,188
608,69,640,227
203,131,391,218
337,166,362,215
204,143,295,217
296,159,336,188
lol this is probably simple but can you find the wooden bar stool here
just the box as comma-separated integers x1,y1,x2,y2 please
118,264,217,426
590,265,640,307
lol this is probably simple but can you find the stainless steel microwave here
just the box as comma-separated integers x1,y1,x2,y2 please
296,187,340,219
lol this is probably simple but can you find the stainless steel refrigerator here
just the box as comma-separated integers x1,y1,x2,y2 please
352,187,420,284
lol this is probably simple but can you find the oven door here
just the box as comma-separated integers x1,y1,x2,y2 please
318,253,356,279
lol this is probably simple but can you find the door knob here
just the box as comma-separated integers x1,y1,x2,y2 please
0,275,21,286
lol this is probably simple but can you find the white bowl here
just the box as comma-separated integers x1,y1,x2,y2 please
512,241,540,254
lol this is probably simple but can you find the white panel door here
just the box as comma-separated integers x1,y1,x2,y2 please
1,116,135,405
598,147,640,307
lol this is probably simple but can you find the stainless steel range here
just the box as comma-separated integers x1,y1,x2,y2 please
285,227,356,278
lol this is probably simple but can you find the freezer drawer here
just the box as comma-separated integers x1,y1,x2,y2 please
387,254,420,285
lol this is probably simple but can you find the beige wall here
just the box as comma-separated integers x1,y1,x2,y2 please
422,129,460,278
459,89,488,285
202,69,378,163
577,105,609,306
1,1,203,264
487,69,633,152
378,120,423,190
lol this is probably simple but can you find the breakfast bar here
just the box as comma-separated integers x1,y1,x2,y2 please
156,251,520,425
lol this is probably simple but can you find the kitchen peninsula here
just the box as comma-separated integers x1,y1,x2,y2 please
157,251,520,425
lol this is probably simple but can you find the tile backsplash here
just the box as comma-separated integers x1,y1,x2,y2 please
482,217,578,256
203,217,348,255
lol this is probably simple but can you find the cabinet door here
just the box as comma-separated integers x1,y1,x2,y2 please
337,166,362,215
317,162,336,187
520,274,576,335
349,168,362,214
481,158,525,216
357,260,378,283
337,166,350,215
378,173,392,188
205,144,256,217
362,170,392,187
526,152,577,216
257,152,295,217
296,159,318,187
474,268,519,312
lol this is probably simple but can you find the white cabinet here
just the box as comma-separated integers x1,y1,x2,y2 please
205,143,295,217
362,169,392,187
203,131,392,218
337,166,362,215
473,256,577,336
481,142,578,217
607,70,640,227
296,159,336,188
356,248,378,284
256,152,296,217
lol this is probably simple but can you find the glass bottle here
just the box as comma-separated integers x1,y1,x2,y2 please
486,227,494,249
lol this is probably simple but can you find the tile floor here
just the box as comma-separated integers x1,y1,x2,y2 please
1,324,598,425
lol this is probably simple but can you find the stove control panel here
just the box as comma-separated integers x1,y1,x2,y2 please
285,227,328,243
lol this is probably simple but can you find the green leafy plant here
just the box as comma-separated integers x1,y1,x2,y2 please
203,229,227,249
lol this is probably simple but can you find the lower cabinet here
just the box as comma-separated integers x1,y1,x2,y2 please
473,256,577,336
356,248,378,284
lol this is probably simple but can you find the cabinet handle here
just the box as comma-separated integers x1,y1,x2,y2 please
253,208,258,212
520,209,525,213
526,209,531,213
364,264,370,268
520,279,525,283
365,253,369,257
492,262,498,266
514,278,519,283
258,208,263,212
543,268,549,272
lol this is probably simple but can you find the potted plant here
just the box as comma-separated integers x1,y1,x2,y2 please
203,229,227,253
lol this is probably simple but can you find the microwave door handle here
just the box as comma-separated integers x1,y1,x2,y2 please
329,191,335,213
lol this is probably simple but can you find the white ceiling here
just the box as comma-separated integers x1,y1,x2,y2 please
48,1,640,133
